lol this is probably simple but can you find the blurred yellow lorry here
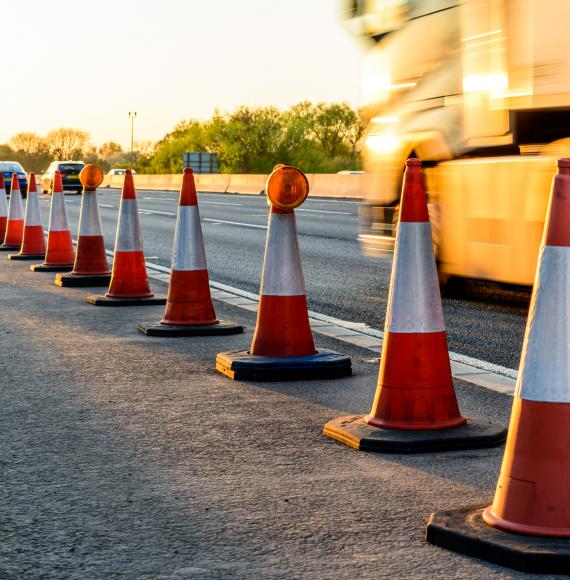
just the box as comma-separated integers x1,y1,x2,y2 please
346,0,570,286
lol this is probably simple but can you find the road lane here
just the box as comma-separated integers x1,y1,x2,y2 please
39,188,529,369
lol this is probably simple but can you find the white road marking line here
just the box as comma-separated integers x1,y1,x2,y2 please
139,209,176,216
99,204,116,208
140,258,517,396
203,218,267,230
59,227,515,396
142,197,177,201
296,208,352,215
70,207,513,394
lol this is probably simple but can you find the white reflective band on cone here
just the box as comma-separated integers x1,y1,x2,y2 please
8,188,24,220
78,191,104,236
24,191,42,226
49,191,70,232
115,199,144,252
260,212,306,296
171,205,207,271
516,245,570,403
0,188,7,216
385,221,445,333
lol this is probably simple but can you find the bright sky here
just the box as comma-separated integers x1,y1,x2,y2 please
3,0,363,148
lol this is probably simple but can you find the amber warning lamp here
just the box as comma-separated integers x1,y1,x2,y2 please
79,164,104,191
266,165,309,210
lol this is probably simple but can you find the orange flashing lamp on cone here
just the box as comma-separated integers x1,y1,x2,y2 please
55,164,111,287
9,173,46,260
216,165,351,381
0,175,7,242
426,158,570,574
138,168,242,335
0,174,25,251
87,169,165,306
323,159,506,452
30,171,75,272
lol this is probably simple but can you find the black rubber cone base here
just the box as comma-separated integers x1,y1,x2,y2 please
216,349,352,381
55,273,111,287
87,294,167,306
30,263,74,272
426,505,570,574
323,415,506,453
0,245,20,252
8,253,45,261
138,320,243,336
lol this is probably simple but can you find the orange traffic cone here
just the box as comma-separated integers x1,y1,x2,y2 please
8,173,46,260
138,168,242,334
216,165,351,381
427,158,570,574
87,169,165,306
324,159,506,452
0,174,25,251
55,164,111,287
30,171,75,272
0,175,7,242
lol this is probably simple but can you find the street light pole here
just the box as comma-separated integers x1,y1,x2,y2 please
128,111,137,168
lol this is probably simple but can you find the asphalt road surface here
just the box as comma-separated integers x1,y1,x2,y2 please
38,188,530,370
0,254,523,578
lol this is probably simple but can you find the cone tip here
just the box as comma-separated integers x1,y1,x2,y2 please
11,173,20,188
545,158,570,247
53,171,63,193
399,159,429,222
122,169,136,199
180,168,197,206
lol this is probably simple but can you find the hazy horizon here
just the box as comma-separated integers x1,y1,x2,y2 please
2,0,363,148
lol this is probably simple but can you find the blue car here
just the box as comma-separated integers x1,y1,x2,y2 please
0,161,28,197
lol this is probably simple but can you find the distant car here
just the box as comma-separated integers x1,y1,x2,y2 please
0,161,28,196
107,168,136,176
41,161,85,195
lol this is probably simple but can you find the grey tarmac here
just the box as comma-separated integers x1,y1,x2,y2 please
38,188,530,371
0,256,552,579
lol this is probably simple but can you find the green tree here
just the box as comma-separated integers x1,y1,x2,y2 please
148,120,206,173
9,132,51,173
46,128,90,160
145,102,367,174
0,144,14,159
98,141,123,161
207,106,285,173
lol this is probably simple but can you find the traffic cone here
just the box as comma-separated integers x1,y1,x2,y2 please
30,171,75,272
55,165,111,287
87,169,165,306
323,159,506,452
426,158,570,574
8,173,45,260
216,165,351,381
0,174,24,251
0,175,7,242
138,168,242,334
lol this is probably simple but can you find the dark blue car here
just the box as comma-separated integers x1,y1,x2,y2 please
0,161,28,197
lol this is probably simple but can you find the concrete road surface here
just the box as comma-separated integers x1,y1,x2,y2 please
0,252,536,579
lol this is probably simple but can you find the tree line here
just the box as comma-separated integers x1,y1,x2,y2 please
1,102,368,175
